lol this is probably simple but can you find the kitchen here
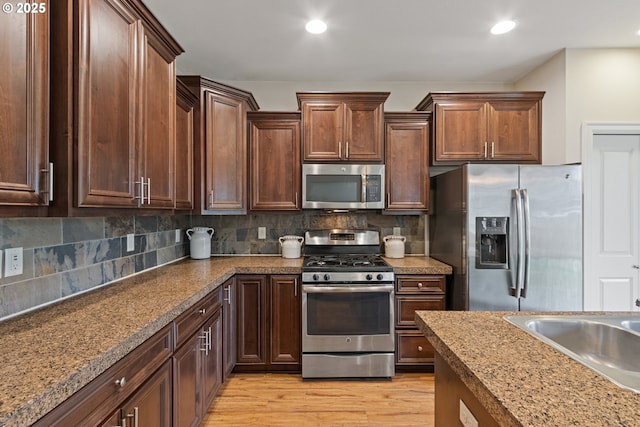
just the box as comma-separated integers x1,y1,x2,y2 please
1,0,640,426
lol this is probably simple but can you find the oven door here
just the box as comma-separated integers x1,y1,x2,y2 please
301,283,395,353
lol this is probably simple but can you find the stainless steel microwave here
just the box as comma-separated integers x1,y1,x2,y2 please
302,164,385,209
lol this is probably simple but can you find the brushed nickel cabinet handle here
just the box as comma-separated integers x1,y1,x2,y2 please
417,282,423,289
115,377,126,387
417,345,423,352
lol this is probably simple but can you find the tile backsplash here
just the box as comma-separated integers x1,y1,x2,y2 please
0,215,191,320
0,211,424,321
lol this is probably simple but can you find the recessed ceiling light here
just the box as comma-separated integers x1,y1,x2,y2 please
490,20,516,35
305,19,327,34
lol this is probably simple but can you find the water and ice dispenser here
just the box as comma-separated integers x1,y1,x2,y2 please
475,217,509,269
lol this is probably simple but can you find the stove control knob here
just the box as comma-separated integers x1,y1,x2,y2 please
376,273,384,280
323,274,331,281
366,274,373,281
313,274,320,281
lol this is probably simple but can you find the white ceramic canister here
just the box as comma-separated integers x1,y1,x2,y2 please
186,227,214,259
278,235,304,258
383,235,406,258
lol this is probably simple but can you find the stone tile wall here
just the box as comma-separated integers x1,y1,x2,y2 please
190,211,425,256
0,211,424,321
0,215,191,320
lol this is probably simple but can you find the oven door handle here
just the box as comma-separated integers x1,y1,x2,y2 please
302,285,394,293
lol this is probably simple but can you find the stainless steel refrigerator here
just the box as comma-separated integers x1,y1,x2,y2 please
430,164,583,311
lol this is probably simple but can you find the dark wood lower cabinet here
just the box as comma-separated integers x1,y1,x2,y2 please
173,290,223,427
235,274,301,372
101,359,173,427
222,278,237,380
395,275,446,371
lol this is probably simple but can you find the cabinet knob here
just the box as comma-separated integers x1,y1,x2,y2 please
417,345,423,352
417,282,423,288
115,377,126,387
199,308,206,315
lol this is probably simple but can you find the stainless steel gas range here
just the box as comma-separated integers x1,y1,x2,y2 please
301,229,395,379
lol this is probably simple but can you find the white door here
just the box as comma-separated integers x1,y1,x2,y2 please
583,124,640,311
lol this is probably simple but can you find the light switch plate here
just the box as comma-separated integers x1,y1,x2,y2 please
126,234,135,252
258,227,266,240
5,247,23,277
0,249,3,279
175,229,181,243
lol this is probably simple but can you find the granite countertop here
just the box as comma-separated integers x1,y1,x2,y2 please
383,256,452,275
415,311,640,427
0,255,448,427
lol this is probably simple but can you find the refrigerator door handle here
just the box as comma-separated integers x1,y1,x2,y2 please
521,189,531,298
513,189,524,298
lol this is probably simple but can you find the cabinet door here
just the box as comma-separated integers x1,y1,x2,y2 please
173,333,200,427
201,309,223,411
302,102,343,161
249,118,301,210
487,100,541,162
235,275,268,366
140,25,175,208
204,91,246,212
270,275,301,367
0,4,49,206
433,101,487,163
223,279,237,380
385,118,430,211
76,0,140,207
175,82,195,210
344,101,384,161
119,360,172,427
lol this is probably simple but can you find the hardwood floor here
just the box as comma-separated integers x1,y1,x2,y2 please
202,372,435,427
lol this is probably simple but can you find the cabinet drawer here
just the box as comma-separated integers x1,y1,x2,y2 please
34,323,173,427
396,295,445,327
175,287,222,347
396,331,435,365
396,275,445,294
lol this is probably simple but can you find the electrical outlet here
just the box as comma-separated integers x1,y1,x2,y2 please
393,227,401,235
175,229,181,243
258,227,266,240
127,233,135,252
459,399,478,427
5,247,23,277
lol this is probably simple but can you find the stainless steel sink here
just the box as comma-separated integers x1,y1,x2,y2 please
504,314,640,393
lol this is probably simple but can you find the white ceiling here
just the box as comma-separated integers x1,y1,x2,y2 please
144,0,640,83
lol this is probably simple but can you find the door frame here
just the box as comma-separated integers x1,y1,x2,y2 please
582,122,640,310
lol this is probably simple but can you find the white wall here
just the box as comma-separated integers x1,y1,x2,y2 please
516,48,640,165
565,49,640,163
516,51,567,165
221,80,512,111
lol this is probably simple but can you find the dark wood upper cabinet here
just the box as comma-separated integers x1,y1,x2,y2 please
140,23,176,209
415,92,544,165
49,0,182,215
0,2,50,213
175,79,197,210
180,76,259,215
384,112,430,213
248,112,301,211
297,92,389,162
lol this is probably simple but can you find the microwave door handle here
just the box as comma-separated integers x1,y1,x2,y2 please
361,174,367,203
